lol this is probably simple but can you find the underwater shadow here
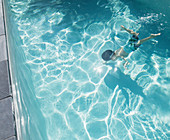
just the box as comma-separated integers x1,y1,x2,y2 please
104,63,146,104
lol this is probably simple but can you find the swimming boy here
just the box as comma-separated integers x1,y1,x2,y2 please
102,25,161,67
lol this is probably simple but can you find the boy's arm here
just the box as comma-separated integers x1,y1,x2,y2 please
121,56,129,68
121,56,128,63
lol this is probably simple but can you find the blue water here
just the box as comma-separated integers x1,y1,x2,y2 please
3,0,170,139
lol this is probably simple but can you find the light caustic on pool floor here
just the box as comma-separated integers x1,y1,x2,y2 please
9,0,169,139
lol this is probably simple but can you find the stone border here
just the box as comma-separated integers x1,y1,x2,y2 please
0,0,17,139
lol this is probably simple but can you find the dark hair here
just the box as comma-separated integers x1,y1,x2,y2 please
101,50,115,61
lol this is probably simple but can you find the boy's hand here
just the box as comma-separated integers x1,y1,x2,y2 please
123,61,129,69
103,61,107,64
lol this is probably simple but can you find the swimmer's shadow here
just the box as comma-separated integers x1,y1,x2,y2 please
104,63,146,105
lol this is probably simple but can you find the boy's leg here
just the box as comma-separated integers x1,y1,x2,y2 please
137,33,161,45
121,25,139,36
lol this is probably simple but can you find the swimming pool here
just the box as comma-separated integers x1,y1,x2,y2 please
3,0,170,139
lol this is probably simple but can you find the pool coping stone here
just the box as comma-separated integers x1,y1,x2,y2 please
0,0,17,140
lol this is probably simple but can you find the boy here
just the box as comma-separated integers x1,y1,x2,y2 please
102,25,161,67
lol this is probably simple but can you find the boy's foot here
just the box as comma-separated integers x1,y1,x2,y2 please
120,25,125,31
150,33,161,38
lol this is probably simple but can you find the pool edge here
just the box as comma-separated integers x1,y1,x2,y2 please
0,0,17,140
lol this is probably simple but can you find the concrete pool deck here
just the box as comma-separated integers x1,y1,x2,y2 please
0,0,16,139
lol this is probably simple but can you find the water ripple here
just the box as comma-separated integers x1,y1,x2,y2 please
9,0,170,139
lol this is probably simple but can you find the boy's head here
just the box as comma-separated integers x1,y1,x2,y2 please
102,50,115,61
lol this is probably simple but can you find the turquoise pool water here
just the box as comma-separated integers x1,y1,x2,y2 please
3,0,170,139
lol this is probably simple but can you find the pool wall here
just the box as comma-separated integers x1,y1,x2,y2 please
3,0,47,139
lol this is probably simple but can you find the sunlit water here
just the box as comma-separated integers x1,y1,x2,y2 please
6,0,170,139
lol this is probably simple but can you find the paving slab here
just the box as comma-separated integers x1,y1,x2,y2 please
0,0,16,139
0,35,7,61
0,1,5,35
0,60,10,100
6,136,17,140
0,97,15,140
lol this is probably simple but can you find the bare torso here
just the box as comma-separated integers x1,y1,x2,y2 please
111,47,129,61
